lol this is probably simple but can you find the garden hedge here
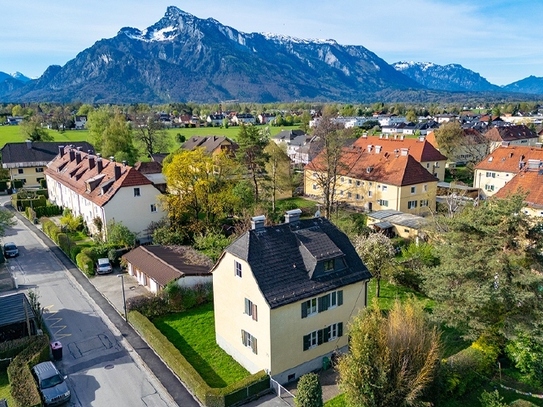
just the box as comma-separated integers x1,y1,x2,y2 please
128,311,269,407
7,334,50,407
76,252,95,277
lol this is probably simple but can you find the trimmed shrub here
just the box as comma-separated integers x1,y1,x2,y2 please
7,335,50,407
39,179,47,189
295,373,323,407
35,205,63,218
0,180,7,192
76,252,95,277
12,180,23,189
70,245,82,262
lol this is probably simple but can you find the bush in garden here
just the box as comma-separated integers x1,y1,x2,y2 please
76,252,95,277
295,373,323,407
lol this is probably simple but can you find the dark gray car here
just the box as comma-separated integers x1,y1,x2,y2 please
3,242,18,258
31,361,71,406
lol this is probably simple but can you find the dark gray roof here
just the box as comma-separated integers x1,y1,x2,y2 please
0,293,35,327
225,217,371,309
1,141,94,167
272,129,307,142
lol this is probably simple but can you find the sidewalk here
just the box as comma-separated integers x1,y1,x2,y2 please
9,207,200,407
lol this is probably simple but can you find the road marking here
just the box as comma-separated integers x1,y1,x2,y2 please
43,305,71,339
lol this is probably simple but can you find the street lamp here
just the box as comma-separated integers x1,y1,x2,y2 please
117,274,127,322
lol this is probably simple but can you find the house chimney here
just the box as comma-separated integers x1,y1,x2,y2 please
375,145,382,154
251,215,266,230
26,140,32,149
58,145,65,157
88,155,95,170
75,152,81,164
400,148,409,156
122,160,127,167
97,158,103,173
77,146,82,151
114,165,121,181
69,150,76,162
285,209,302,224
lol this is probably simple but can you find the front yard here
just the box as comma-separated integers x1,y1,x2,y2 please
153,303,250,388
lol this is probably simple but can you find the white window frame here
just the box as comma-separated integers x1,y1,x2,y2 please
150,204,157,212
410,186,416,194
134,187,141,197
235,260,242,277
408,200,418,209
308,330,318,349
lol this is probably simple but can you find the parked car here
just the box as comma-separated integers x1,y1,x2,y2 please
31,361,71,406
3,242,18,258
96,258,113,274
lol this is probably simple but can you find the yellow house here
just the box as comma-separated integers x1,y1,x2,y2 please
305,147,438,215
212,210,371,384
1,141,94,188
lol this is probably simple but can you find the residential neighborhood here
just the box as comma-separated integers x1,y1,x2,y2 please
1,101,543,407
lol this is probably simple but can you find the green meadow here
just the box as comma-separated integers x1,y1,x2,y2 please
0,124,300,151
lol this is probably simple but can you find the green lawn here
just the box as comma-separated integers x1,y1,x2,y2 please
153,303,250,388
0,124,300,151
0,365,14,406
324,393,345,406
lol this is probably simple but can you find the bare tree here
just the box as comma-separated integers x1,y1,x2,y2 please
306,116,353,218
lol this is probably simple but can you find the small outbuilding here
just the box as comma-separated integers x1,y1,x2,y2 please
122,245,213,294
0,293,38,342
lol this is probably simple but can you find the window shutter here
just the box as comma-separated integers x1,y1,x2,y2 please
338,322,343,338
245,298,250,315
323,326,331,343
317,329,323,345
338,290,343,306
252,304,258,321
303,334,310,351
301,302,308,318
318,296,326,313
241,330,247,346
252,337,258,354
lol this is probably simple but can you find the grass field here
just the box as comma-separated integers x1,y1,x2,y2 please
0,365,14,406
0,124,301,151
153,303,250,388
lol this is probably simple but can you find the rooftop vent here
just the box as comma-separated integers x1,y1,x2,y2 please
285,208,302,224
251,215,266,230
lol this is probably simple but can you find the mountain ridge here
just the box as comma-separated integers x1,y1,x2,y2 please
1,7,541,103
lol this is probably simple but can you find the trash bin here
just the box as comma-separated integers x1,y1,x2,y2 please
322,356,331,370
51,341,63,361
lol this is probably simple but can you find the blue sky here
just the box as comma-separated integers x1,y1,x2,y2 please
2,0,542,86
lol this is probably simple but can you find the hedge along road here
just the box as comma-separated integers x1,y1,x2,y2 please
3,201,200,407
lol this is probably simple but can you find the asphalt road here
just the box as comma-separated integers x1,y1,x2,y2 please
1,197,199,407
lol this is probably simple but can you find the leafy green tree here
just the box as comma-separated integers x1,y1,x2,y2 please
163,148,238,234
237,124,269,203
479,390,507,407
505,333,543,386
106,220,136,248
338,298,441,407
422,194,543,342
353,232,395,298
295,373,323,407
433,121,464,160
20,115,53,141
0,209,16,237
101,112,138,164
87,107,114,151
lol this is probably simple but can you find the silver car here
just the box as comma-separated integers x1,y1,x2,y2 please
31,361,71,406
96,258,113,274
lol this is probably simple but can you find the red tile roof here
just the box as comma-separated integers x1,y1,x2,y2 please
45,147,153,207
307,147,437,187
474,145,543,173
351,135,447,162
494,169,543,208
